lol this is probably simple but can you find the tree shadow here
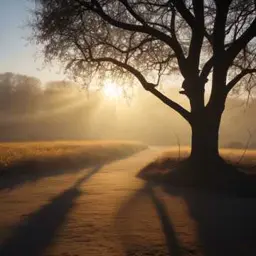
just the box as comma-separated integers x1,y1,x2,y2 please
145,183,184,256
0,165,101,256
163,185,256,256
115,183,185,256
0,149,141,191
138,156,256,197
137,158,256,255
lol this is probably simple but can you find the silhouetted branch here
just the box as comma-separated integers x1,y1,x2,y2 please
226,68,256,93
226,18,256,66
200,57,213,82
90,0,174,48
93,57,190,121
187,0,205,71
171,0,195,28
87,0,188,70
149,88,191,122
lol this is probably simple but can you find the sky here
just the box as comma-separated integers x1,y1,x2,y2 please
0,0,65,83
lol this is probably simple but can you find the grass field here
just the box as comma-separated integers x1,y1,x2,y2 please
154,147,256,171
0,140,147,177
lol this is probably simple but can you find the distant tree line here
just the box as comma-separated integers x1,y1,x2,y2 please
0,72,101,141
0,72,255,148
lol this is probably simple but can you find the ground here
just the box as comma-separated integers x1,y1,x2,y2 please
0,147,256,256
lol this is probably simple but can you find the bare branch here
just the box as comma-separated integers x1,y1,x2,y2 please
149,88,191,122
200,57,213,82
187,0,205,71
90,2,168,44
225,17,256,66
213,1,232,56
171,0,195,28
118,0,147,25
92,56,191,121
88,0,189,69
226,68,256,93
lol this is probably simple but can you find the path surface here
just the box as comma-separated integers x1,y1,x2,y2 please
0,148,256,256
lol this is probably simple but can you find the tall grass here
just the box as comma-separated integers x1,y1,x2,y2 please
0,141,147,176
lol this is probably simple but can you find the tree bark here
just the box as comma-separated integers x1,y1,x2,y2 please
189,108,224,169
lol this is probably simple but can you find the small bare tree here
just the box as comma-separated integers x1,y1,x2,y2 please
32,0,256,172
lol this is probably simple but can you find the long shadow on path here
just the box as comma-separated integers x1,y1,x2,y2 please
146,184,184,256
163,185,256,256
115,183,184,256
0,165,102,256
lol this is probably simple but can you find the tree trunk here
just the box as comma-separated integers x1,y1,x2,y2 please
181,108,249,194
189,109,224,170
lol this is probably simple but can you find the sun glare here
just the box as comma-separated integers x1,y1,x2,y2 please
103,80,122,99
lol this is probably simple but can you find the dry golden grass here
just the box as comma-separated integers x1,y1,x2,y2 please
138,147,256,196
0,140,147,176
155,147,256,173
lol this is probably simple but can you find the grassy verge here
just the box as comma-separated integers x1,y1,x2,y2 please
0,140,147,177
151,147,256,170
138,147,256,182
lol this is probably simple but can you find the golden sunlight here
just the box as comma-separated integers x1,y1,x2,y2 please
103,80,122,99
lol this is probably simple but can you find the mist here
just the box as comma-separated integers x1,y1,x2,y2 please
0,72,255,148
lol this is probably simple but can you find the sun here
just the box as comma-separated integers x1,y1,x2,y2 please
103,80,122,99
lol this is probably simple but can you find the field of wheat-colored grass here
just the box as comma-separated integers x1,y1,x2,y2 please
154,147,256,172
0,140,147,176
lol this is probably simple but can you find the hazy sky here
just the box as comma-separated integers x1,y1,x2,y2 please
0,0,65,83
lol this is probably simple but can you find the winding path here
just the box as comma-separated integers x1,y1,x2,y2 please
0,148,256,256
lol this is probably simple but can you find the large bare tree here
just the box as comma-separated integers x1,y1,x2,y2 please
32,0,256,172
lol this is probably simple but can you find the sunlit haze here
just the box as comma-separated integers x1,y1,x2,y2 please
103,80,122,100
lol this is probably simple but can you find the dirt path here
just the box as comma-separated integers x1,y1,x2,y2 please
0,148,256,256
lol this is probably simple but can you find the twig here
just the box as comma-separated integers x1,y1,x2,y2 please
236,129,252,166
173,131,181,162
